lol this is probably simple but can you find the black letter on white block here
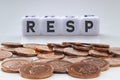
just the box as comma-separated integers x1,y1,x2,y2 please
47,21,55,32
27,21,35,32
66,21,75,32
85,21,93,32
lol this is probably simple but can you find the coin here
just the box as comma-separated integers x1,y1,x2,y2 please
19,62,54,79
0,50,13,60
1,58,32,73
14,47,37,57
67,62,101,78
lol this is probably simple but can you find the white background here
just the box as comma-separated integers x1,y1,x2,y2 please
0,0,120,80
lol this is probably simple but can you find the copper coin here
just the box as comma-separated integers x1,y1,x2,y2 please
19,62,54,79
0,50,13,60
81,58,110,71
23,43,41,49
1,58,32,73
0,47,15,53
72,45,90,51
14,48,37,57
91,43,109,48
53,47,64,53
1,42,23,47
47,43,70,48
62,42,82,46
92,47,109,52
67,62,101,78
35,44,51,52
89,50,109,57
109,47,120,56
63,47,88,56
37,52,64,59
105,58,120,67
62,42,91,47
33,58,56,63
62,56,87,63
48,60,72,73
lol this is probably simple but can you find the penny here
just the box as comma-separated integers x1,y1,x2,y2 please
62,42,91,47
92,47,109,52
0,50,13,60
81,58,110,71
89,50,109,57
0,47,15,53
91,43,109,48
19,62,54,79
109,47,120,56
33,58,56,63
53,47,64,53
62,56,87,63
14,48,37,57
47,43,70,48
105,58,120,67
35,44,51,52
72,45,90,51
62,42,82,46
67,62,101,78
37,52,64,59
97,54,113,59
1,42,23,47
23,43,41,49
63,47,88,56
1,58,32,73
48,60,72,73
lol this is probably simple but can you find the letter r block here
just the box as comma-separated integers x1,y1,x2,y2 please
22,16,40,36
80,15,99,35
40,16,62,35
62,16,80,35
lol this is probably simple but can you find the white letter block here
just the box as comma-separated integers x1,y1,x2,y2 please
80,15,99,35
40,16,62,35
22,16,40,36
62,16,80,35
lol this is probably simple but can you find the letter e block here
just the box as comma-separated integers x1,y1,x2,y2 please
40,16,62,35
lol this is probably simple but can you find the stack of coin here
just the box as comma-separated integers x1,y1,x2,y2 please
0,42,120,79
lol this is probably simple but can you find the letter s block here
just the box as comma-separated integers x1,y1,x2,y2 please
40,16,62,35
80,15,99,35
22,16,40,36
62,16,80,35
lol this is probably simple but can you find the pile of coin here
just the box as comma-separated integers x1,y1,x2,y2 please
0,42,120,79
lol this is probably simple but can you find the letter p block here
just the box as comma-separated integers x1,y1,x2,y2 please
80,15,99,35
22,16,40,36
